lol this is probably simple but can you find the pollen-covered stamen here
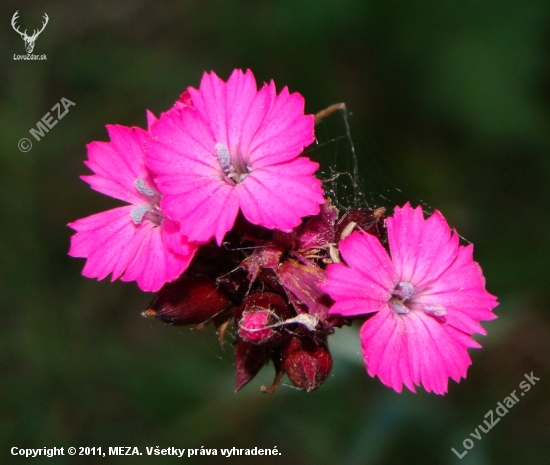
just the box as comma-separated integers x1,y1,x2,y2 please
130,205,163,226
390,282,415,315
390,281,447,318
392,282,415,300
135,177,161,205
131,205,149,225
135,177,155,196
215,143,232,174
391,300,410,314
215,143,251,184
422,304,447,317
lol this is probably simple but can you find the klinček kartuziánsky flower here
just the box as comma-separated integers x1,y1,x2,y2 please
68,124,197,292
67,68,499,394
145,69,326,245
322,203,498,394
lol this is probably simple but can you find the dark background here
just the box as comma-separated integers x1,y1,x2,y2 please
1,1,549,464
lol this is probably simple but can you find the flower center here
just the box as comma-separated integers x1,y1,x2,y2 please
130,177,163,226
389,281,447,318
390,282,414,314
215,143,252,185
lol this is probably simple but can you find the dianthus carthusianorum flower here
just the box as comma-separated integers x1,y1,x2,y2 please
145,69,325,245
69,124,197,292
322,203,498,394
67,68,500,395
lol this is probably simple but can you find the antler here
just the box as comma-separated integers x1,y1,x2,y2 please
11,11,27,38
11,11,49,40
29,13,49,40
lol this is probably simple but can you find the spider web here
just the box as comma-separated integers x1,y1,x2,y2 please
203,107,427,386
162,106,447,390
306,105,414,212
308,107,470,244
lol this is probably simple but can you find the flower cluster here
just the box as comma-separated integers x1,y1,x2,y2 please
69,69,498,394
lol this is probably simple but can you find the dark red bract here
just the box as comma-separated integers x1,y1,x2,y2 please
143,203,386,392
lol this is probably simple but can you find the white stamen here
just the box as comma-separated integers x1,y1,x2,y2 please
131,205,149,224
393,281,415,301
135,177,155,197
423,305,447,317
391,300,410,314
215,143,232,173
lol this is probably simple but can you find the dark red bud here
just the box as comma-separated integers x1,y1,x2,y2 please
273,202,338,254
281,336,333,392
235,339,268,392
235,292,292,344
295,202,338,250
235,292,292,322
238,310,274,344
143,275,229,326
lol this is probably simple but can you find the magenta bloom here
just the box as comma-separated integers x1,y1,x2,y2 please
69,124,197,292
322,203,498,394
145,69,325,244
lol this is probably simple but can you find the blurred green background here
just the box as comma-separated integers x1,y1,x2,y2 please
1,1,549,464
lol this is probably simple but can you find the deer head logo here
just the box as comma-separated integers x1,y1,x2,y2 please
11,11,49,54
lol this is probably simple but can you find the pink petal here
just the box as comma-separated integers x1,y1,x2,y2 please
68,206,194,292
413,244,498,335
82,125,155,205
322,230,396,317
160,217,197,257
360,307,478,395
146,109,157,128
146,107,218,175
121,225,196,292
236,157,324,231
338,230,398,292
247,84,315,167
147,70,322,243
186,70,232,148
359,306,415,393
161,175,239,245
235,79,273,162
69,206,152,281
146,108,240,244
224,69,262,157
386,203,459,289
323,263,389,316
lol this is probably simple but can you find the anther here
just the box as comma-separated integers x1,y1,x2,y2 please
135,177,155,197
131,205,149,224
423,305,447,317
392,282,415,301
215,143,232,174
391,300,410,315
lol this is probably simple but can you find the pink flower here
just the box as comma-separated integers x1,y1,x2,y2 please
145,69,325,245
322,203,498,394
68,124,197,292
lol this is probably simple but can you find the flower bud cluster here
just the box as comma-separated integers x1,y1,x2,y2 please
143,204,386,392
